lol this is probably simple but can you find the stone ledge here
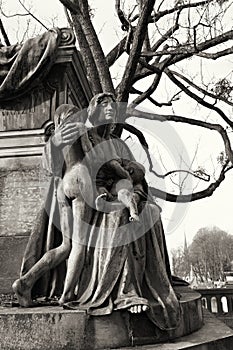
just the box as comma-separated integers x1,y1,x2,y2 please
0,287,203,350
113,309,233,350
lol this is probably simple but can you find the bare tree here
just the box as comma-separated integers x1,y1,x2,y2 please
171,246,191,278
57,0,233,202
172,226,233,282
2,0,233,202
189,226,233,281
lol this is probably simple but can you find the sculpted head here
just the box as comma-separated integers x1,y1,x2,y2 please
124,161,145,183
54,104,85,128
87,93,117,126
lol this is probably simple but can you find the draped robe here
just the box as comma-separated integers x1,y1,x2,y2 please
21,132,181,331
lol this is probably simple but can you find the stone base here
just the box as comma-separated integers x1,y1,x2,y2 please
114,309,233,350
0,287,203,350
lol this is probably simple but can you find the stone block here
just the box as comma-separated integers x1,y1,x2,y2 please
0,163,48,237
0,236,28,293
0,307,87,350
0,287,204,350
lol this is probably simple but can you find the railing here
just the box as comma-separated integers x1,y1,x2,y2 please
196,288,233,314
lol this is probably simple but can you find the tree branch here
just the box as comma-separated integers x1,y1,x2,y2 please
124,123,211,182
169,29,233,66
170,70,233,107
0,18,10,45
196,46,233,60
126,107,233,164
131,87,181,107
148,21,180,55
69,11,102,95
116,0,156,101
165,68,233,129
149,163,231,203
106,36,127,67
134,25,233,84
59,0,114,93
18,0,48,30
131,0,214,23
140,43,233,59
130,72,162,106
154,0,215,22
115,0,130,31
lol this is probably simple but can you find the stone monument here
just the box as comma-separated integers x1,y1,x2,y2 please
1,27,225,350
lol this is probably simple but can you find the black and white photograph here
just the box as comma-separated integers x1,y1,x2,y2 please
0,1,233,349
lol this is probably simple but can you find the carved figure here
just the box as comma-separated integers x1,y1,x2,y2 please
95,159,146,222
12,105,84,307
13,93,181,331
58,97,148,304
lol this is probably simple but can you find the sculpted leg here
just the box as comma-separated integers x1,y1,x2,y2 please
117,189,139,222
59,165,93,305
59,198,92,305
13,185,72,307
12,238,71,307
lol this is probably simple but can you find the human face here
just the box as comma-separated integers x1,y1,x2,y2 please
96,97,116,125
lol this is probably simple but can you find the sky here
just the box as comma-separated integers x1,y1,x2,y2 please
2,0,233,253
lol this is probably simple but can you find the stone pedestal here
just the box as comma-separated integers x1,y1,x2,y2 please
0,287,204,350
0,28,92,293
114,309,233,350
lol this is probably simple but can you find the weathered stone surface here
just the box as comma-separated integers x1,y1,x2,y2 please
112,309,233,350
0,288,204,350
130,288,203,346
0,29,92,132
0,86,53,131
0,236,28,293
0,164,48,237
0,307,87,350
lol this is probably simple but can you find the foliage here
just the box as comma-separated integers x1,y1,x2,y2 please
213,78,233,101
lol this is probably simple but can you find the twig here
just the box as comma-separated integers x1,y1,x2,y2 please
18,0,48,30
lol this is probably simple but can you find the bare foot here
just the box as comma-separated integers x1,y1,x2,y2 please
95,193,108,211
58,292,75,306
12,279,33,307
129,214,139,222
128,304,149,313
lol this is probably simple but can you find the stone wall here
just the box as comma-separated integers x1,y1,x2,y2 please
0,165,46,237
0,156,50,292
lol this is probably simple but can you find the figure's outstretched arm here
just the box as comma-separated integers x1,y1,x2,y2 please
42,122,84,176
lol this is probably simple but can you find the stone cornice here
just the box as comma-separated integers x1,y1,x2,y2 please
0,129,46,157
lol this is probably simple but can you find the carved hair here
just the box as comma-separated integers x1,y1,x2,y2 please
87,92,116,124
54,104,85,128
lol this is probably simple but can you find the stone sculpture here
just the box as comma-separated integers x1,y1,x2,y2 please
13,92,181,331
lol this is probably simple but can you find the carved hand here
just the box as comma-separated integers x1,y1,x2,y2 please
52,122,86,148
